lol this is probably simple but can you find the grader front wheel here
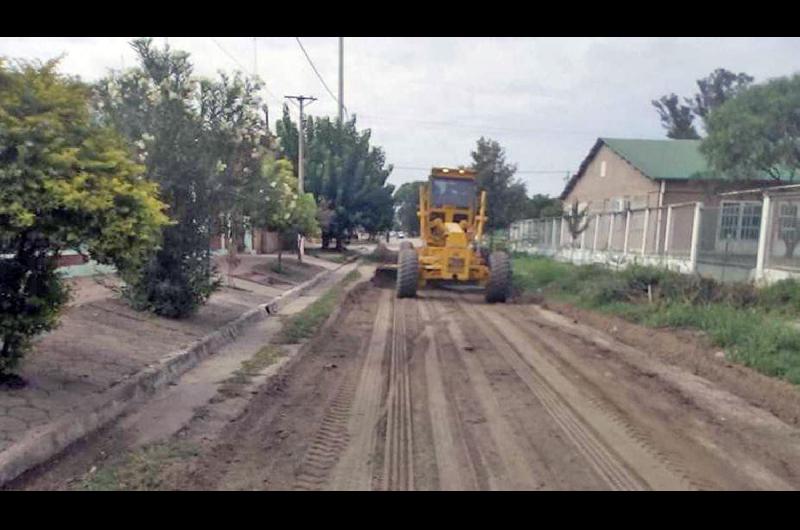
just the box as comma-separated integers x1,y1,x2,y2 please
485,251,512,303
397,249,419,298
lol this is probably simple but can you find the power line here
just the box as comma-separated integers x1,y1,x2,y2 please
295,37,347,116
391,165,571,174
358,112,597,137
210,37,291,110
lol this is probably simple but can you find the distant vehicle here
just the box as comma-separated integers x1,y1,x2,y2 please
397,232,406,239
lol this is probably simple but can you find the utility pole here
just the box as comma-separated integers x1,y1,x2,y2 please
338,37,344,125
284,95,317,194
284,95,316,262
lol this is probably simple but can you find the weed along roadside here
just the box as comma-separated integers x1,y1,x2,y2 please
512,254,800,385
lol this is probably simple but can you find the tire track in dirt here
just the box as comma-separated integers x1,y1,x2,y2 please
328,288,393,490
292,376,358,491
428,299,539,490
514,304,798,490
498,305,716,490
381,297,415,490
470,301,693,490
418,300,479,490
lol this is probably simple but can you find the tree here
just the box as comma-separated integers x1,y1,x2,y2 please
653,68,754,138
275,107,394,249
701,74,800,183
0,58,168,381
394,181,425,236
563,201,590,247
652,94,701,139
250,155,319,270
470,137,530,231
94,38,223,317
198,71,268,280
701,74,800,257
690,68,754,124
525,194,563,219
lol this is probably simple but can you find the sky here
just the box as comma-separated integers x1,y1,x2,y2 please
3,37,799,197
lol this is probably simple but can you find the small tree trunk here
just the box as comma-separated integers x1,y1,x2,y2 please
277,233,283,272
297,233,303,263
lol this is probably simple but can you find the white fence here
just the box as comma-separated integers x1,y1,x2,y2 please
512,190,800,284
510,203,701,274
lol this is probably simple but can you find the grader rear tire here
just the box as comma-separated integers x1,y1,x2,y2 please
397,249,419,298
485,251,511,303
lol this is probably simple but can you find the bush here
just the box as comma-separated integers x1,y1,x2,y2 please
511,255,800,386
758,279,800,312
0,59,167,378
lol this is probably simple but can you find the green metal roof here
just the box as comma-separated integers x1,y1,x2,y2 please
600,138,711,180
560,137,797,200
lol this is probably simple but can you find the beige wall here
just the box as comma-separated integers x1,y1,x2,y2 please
564,145,660,212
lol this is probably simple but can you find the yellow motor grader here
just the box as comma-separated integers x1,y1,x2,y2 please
396,167,511,303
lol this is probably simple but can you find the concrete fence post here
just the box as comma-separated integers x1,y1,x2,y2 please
664,205,674,256
623,209,632,255
580,223,587,250
551,219,557,251
593,214,600,252
608,213,615,251
641,208,650,256
756,194,772,282
689,202,703,273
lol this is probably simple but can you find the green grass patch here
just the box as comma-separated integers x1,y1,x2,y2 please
275,268,360,344
512,254,800,385
78,441,198,491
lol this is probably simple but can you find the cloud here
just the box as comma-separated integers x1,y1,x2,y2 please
2,36,799,197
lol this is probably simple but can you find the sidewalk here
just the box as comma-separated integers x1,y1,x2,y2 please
0,253,344,484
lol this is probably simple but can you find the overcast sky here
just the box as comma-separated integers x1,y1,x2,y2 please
3,37,799,197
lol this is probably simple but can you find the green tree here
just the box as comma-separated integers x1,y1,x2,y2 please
198,71,268,276
701,74,800,257
95,38,225,317
652,94,701,139
525,194,563,219
250,155,319,269
275,107,394,249
0,58,168,381
691,68,754,125
394,181,425,236
470,137,530,231
701,74,800,182
653,68,754,138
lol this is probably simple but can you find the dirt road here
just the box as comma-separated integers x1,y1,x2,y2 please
14,277,800,490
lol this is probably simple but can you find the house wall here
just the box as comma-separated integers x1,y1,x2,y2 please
564,145,661,211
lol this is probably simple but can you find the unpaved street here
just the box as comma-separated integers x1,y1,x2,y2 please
14,276,800,490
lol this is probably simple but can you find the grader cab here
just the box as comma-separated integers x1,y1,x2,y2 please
396,167,511,303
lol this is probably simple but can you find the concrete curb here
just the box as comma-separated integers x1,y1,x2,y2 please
0,259,354,486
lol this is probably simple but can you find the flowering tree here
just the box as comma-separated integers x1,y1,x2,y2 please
249,156,320,270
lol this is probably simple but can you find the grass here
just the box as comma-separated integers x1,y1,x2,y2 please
79,441,198,491
512,254,800,385
306,248,359,264
275,268,361,344
76,267,365,490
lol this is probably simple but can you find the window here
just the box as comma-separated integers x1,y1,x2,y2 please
600,160,607,178
779,203,799,241
741,203,762,240
718,201,762,241
430,177,476,208
719,203,740,240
